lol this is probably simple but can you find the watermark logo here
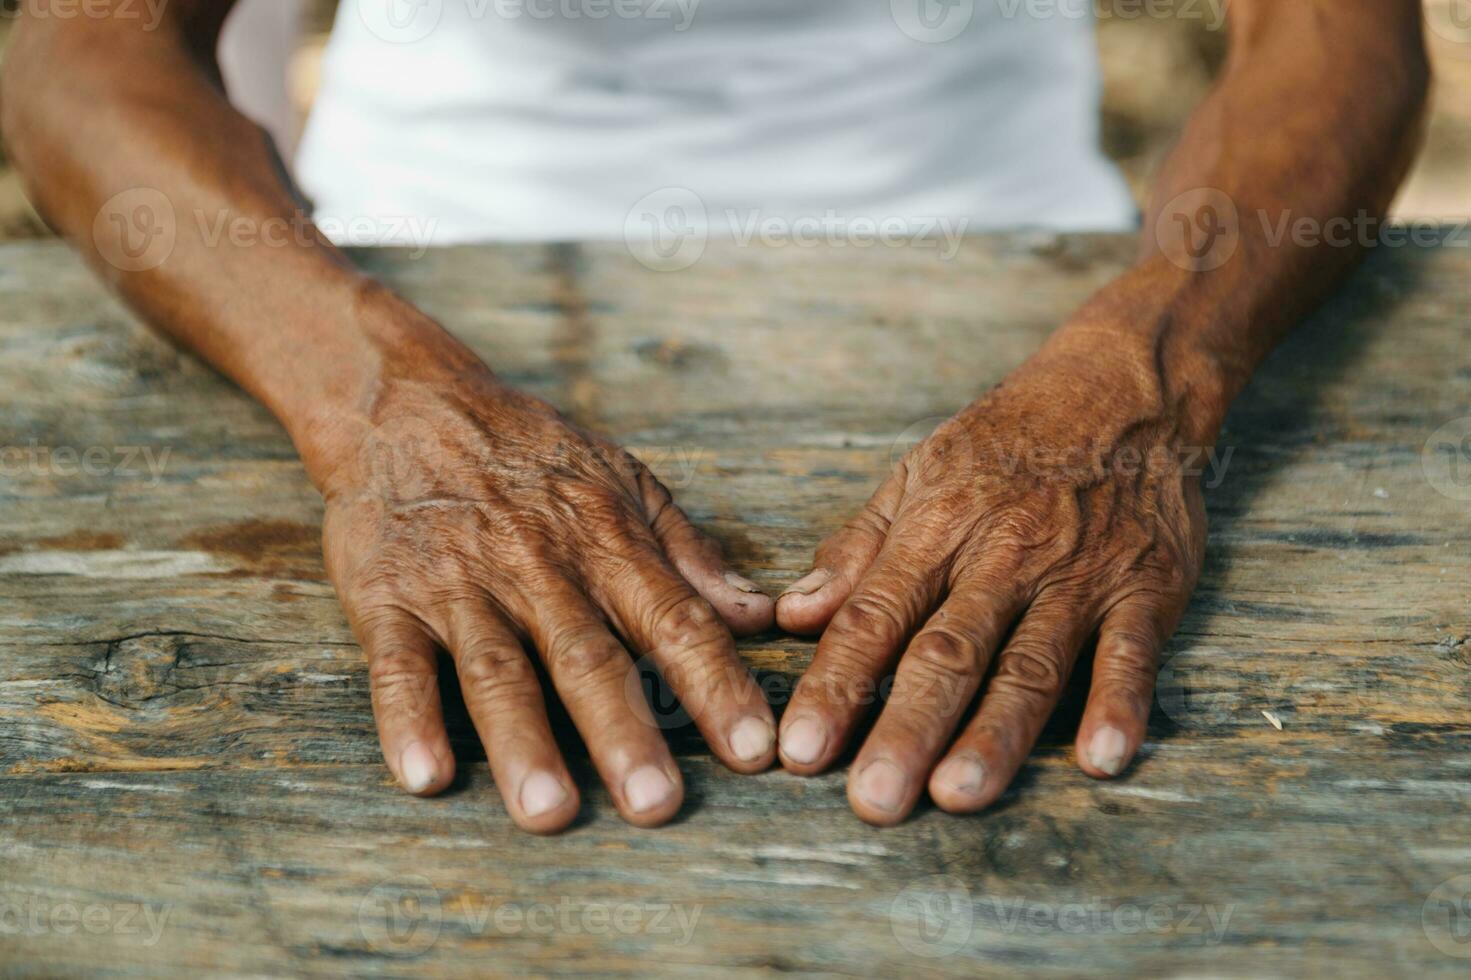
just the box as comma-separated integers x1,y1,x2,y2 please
890,875,975,957
358,879,702,953
357,0,446,43
1154,644,1242,728
93,188,176,273
1154,187,1239,273
623,653,696,731
0,443,173,486
624,189,969,271
493,0,701,28
1423,417,1471,502
358,415,448,502
1427,0,1471,55
0,898,173,946
1,0,169,31
890,879,1237,956
625,187,709,272
358,876,443,957
1423,874,1471,958
991,0,1224,30
891,0,975,43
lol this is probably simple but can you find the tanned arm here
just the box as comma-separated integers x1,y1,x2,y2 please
2,0,781,834
773,0,1429,826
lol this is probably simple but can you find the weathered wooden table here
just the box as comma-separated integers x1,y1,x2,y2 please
2,235,1469,977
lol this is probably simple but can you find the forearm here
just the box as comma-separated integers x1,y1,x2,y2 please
0,7,473,484
1041,0,1429,447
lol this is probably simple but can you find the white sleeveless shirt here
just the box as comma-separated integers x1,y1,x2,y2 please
294,0,1136,245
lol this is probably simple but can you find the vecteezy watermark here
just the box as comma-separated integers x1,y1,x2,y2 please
979,895,1235,942
624,653,975,733
891,0,1225,43
357,877,704,957
1,0,169,30
354,0,701,43
1426,0,1471,56
890,875,976,957
1154,643,1240,728
1423,874,1471,958
889,876,1234,957
890,0,975,43
92,190,439,272
198,210,439,259
0,443,172,486
0,897,173,946
888,416,1235,491
93,188,177,274
624,187,968,272
344,411,711,507
358,876,442,957
1422,417,1471,503
1154,187,1241,273
1154,188,1471,273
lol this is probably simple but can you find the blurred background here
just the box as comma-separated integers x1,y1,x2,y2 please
0,0,1467,239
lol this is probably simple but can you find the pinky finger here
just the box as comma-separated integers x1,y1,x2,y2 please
1075,593,1178,779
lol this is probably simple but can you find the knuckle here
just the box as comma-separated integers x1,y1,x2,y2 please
992,640,1069,699
1094,652,1158,691
829,594,905,644
653,594,723,653
1100,631,1158,669
457,642,532,698
551,632,624,683
904,629,980,678
369,661,435,715
872,709,935,751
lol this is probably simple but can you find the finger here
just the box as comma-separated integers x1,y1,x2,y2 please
778,528,947,775
776,467,906,636
1075,590,1182,780
351,604,455,797
929,593,1094,813
592,535,776,774
638,469,774,637
522,577,685,828
436,600,580,834
846,575,1022,826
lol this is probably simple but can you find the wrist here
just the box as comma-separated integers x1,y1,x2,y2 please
1043,260,1243,447
279,281,502,493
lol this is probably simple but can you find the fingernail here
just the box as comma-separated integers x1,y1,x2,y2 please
1088,727,1129,776
624,765,677,814
728,716,775,762
780,715,827,765
519,771,569,818
854,758,907,813
932,755,986,797
724,572,766,595
781,568,833,597
399,741,438,794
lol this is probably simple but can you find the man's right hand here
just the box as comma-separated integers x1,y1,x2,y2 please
311,334,776,833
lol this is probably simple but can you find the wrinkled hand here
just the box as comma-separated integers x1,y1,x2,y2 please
775,346,1208,825
317,362,776,833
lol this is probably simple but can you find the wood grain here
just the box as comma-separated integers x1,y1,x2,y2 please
1,235,1468,977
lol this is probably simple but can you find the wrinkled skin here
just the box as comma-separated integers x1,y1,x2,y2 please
776,345,1207,826
3,0,1427,833
319,366,777,833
